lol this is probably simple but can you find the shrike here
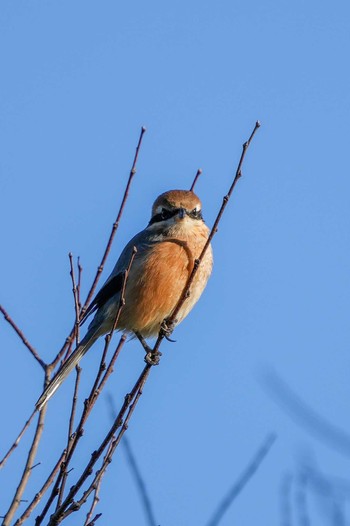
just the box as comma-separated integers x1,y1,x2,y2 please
36,189,213,410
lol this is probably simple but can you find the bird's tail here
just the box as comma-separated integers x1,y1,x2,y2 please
35,329,100,411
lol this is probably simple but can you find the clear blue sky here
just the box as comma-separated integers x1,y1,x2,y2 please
1,1,350,524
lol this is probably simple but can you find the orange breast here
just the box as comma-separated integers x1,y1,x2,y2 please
118,228,212,337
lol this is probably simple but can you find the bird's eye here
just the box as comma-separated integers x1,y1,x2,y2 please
189,207,202,219
161,207,168,219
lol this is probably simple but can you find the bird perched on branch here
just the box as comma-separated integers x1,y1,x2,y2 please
36,189,213,410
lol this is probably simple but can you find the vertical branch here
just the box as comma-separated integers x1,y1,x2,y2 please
280,473,293,526
77,257,83,313
14,451,66,526
190,168,202,192
68,253,81,347
2,373,50,526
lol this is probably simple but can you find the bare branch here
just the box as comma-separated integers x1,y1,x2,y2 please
206,433,276,526
2,392,49,525
85,512,102,526
190,168,202,192
0,305,46,369
14,451,66,526
83,480,102,526
0,410,37,469
68,253,81,347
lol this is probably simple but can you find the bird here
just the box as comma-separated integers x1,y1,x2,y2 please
35,189,213,410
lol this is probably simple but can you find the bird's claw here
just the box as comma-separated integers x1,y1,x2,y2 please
145,351,162,366
160,318,177,341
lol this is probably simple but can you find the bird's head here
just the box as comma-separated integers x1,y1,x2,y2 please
148,190,204,233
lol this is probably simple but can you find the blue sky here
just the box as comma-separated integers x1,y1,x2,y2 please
1,1,350,524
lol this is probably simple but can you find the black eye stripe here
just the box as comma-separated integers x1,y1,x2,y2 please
148,207,203,225
149,208,178,225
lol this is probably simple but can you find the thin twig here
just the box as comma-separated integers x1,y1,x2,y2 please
68,253,81,347
0,409,37,469
0,305,46,369
14,451,66,526
56,365,82,509
50,126,146,369
206,433,276,526
85,513,102,526
77,257,83,313
2,388,49,526
54,255,84,507
190,168,202,192
84,478,102,526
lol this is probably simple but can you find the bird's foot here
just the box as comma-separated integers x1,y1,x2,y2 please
160,318,177,342
145,350,162,366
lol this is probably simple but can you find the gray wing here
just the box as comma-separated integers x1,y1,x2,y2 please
80,229,155,325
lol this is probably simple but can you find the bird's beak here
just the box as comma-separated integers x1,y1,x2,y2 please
177,208,186,220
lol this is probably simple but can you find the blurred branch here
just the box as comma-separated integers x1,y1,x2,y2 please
107,394,157,526
261,370,350,457
206,433,276,526
280,473,293,526
122,437,158,526
295,470,310,526
0,305,46,369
